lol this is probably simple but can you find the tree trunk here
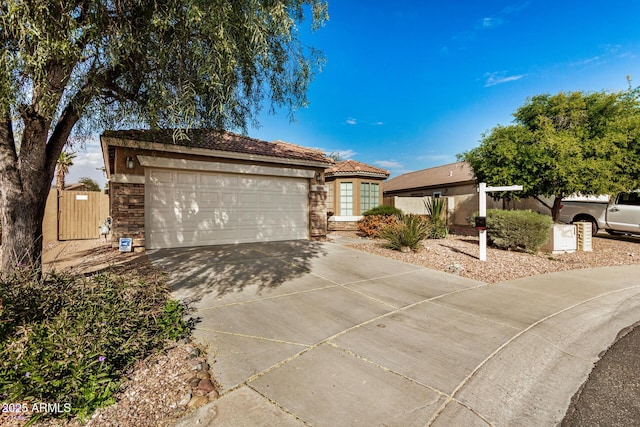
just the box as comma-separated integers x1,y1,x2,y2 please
56,169,65,192
535,195,564,222
1,184,49,271
1,108,78,273
551,196,563,222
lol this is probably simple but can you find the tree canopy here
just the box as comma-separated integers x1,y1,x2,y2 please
78,177,100,191
0,0,328,271
460,89,640,220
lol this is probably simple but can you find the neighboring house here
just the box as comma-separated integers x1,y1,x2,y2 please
324,160,389,230
64,182,92,191
383,161,542,224
101,129,333,250
382,161,475,198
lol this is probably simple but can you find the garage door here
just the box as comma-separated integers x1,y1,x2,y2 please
146,169,309,249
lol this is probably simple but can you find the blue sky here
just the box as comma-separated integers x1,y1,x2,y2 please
70,1,640,187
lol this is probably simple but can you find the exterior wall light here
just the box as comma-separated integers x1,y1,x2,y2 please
126,157,135,169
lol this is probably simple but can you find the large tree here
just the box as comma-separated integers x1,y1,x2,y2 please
460,89,640,221
0,0,328,271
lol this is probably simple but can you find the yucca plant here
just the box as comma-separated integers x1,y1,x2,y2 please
379,214,431,252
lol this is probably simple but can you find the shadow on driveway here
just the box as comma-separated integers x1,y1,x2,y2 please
147,240,327,304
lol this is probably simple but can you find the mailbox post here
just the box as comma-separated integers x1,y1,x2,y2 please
477,182,523,261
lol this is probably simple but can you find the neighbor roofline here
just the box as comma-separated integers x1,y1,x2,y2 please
384,180,476,193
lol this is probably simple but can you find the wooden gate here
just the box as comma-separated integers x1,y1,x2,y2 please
58,191,109,240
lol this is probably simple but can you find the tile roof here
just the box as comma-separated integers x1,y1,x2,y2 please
383,161,475,193
102,129,332,164
325,160,389,178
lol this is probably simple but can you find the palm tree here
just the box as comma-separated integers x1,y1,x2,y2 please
56,152,76,192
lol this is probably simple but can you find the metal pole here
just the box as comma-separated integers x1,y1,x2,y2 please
479,182,487,261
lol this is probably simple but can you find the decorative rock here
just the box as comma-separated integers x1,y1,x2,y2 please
444,262,464,275
177,391,192,407
188,347,201,359
187,396,208,409
188,377,200,388
197,378,215,393
189,360,203,371
400,246,411,253
207,390,220,400
196,371,210,380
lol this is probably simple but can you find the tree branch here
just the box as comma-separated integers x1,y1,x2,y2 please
534,195,553,211
0,108,21,206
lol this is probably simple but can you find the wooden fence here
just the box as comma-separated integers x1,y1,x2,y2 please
43,190,110,242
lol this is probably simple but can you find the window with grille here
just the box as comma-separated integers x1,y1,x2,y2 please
340,182,353,215
360,182,380,212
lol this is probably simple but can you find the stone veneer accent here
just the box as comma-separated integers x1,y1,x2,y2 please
110,182,145,248
309,185,328,237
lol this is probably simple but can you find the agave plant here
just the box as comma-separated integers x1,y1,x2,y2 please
379,214,431,252
424,197,449,239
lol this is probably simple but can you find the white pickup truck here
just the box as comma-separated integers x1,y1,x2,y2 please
558,192,640,235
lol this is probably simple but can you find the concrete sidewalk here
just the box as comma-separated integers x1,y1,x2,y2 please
147,241,640,426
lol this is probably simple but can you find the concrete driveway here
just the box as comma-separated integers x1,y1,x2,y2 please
148,240,640,426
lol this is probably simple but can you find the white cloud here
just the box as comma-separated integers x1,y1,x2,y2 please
484,71,526,87
336,149,357,159
480,17,503,29
374,160,404,169
345,117,384,126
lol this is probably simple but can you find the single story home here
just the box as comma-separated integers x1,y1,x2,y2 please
64,182,96,192
324,159,389,230
101,129,333,250
382,161,475,198
383,161,543,224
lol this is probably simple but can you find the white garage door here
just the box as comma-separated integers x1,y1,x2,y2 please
146,169,309,249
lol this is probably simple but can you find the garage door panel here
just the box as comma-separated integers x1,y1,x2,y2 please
149,170,173,183
177,172,197,185
147,169,309,249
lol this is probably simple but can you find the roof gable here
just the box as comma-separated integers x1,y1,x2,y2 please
325,159,389,178
383,162,475,193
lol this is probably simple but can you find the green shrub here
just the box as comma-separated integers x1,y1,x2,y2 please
379,214,432,252
424,198,448,239
361,205,402,216
357,214,400,237
0,268,189,421
485,209,553,253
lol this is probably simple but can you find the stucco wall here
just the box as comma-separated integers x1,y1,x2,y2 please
384,194,549,226
325,176,385,216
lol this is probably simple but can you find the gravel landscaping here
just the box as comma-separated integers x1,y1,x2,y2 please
342,229,640,284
